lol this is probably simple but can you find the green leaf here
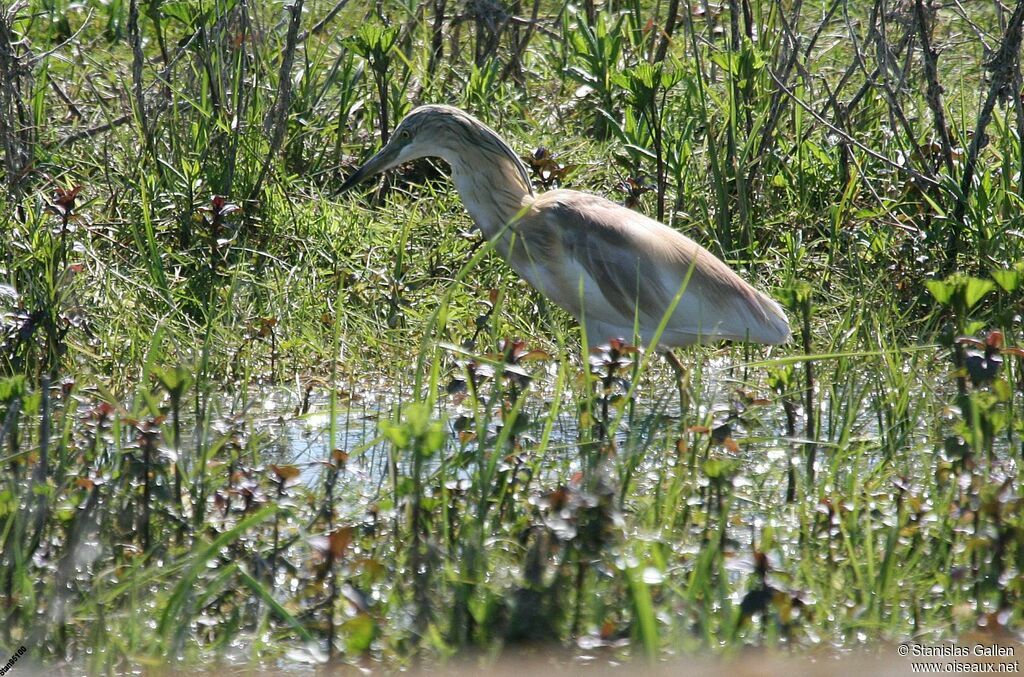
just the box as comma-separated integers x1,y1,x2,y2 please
347,25,399,61
379,403,447,457
421,422,447,457
659,65,683,89
963,277,994,309
991,268,1020,293
158,505,279,640
767,365,795,391
634,63,658,90
779,281,812,310
703,458,740,480
964,320,986,336
395,476,415,497
160,1,201,27
741,39,766,70
710,51,738,74
155,365,193,397
342,613,378,654
379,420,410,448
625,565,659,661
238,568,316,643
0,490,15,518
925,279,954,305
0,375,25,401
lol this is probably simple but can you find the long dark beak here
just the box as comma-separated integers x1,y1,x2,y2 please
339,144,401,192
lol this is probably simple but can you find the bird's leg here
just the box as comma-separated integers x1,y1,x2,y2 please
664,349,690,416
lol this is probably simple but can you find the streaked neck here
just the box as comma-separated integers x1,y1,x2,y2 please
444,141,533,241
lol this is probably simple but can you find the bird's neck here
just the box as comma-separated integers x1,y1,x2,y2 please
446,152,533,241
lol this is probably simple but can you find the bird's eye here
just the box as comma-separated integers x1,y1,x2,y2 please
400,130,411,140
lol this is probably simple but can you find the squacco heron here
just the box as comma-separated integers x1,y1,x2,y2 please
341,105,790,348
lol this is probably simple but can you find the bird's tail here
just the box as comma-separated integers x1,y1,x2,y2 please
755,292,792,345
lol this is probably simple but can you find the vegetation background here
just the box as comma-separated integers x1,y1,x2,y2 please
1,0,1023,671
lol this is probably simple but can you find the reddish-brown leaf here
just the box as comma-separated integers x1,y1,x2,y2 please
270,464,301,481
328,527,354,558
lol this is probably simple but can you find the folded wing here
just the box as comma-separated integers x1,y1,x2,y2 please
514,191,790,346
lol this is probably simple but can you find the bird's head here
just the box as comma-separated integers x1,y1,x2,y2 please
339,105,474,192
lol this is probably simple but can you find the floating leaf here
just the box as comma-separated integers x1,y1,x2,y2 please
328,526,354,558
270,464,301,481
